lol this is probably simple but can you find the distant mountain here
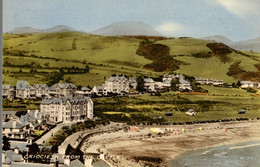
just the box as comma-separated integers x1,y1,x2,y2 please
229,37,260,52
90,21,163,37
8,25,75,34
200,35,233,45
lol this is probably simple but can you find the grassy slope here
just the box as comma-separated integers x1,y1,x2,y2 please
157,38,260,84
3,33,260,86
3,32,160,86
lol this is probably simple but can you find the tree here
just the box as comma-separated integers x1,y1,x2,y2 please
170,78,180,91
232,82,236,88
65,77,72,83
236,81,242,87
84,65,90,73
2,136,10,150
136,76,145,92
19,69,22,73
72,38,77,50
44,62,50,68
46,72,64,86
27,143,40,155
82,60,87,65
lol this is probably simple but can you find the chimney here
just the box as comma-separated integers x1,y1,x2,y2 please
64,156,70,166
12,120,17,128
14,147,19,154
2,152,5,163
34,110,39,118
84,155,93,167
99,154,105,160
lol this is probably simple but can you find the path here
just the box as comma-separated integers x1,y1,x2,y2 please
35,122,75,145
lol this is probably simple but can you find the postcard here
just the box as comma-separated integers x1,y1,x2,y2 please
2,0,260,167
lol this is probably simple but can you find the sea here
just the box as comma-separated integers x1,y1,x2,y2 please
169,140,260,167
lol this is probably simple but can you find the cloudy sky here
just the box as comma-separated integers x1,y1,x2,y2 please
3,0,260,41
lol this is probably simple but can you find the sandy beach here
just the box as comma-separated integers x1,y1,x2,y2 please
80,120,260,167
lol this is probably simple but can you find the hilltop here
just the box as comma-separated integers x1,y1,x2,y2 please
230,37,260,52
90,21,163,37
8,25,76,34
2,32,260,86
200,35,233,45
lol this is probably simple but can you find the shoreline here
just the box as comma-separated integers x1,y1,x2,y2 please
80,120,260,167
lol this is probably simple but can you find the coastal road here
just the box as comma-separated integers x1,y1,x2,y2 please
35,122,75,145
58,122,123,154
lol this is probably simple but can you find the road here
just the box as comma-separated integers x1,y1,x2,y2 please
35,122,75,145
58,122,123,154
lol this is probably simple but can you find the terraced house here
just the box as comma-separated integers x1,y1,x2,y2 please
16,80,32,99
49,83,77,97
105,75,129,94
33,84,50,99
2,85,15,100
240,81,260,89
40,97,93,123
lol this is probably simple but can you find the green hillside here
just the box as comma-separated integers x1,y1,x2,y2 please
3,32,260,86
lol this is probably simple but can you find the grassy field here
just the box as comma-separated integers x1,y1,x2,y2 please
3,32,260,87
93,86,260,123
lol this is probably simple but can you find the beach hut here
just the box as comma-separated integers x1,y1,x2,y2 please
130,126,139,131
185,109,197,116
238,109,246,114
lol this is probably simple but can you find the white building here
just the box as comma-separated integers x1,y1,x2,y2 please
195,78,224,86
40,97,93,123
16,80,32,99
104,75,129,94
2,85,15,100
75,87,92,97
144,77,156,92
49,83,77,97
91,86,107,96
33,84,50,99
129,77,137,90
240,81,260,88
179,79,192,91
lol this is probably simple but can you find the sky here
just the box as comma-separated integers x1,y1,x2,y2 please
3,0,260,41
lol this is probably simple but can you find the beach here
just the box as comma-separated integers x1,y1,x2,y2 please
80,120,260,167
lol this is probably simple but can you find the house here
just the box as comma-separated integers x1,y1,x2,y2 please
185,109,197,116
40,97,94,123
129,77,137,90
2,149,24,165
19,109,45,130
104,75,129,94
49,83,77,98
2,85,15,100
33,84,50,99
240,81,260,88
154,82,164,90
92,86,107,96
144,77,156,92
162,80,172,87
238,109,246,114
179,79,192,91
162,74,180,82
2,120,30,139
76,87,92,97
2,111,19,121
195,78,224,86
16,80,32,99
